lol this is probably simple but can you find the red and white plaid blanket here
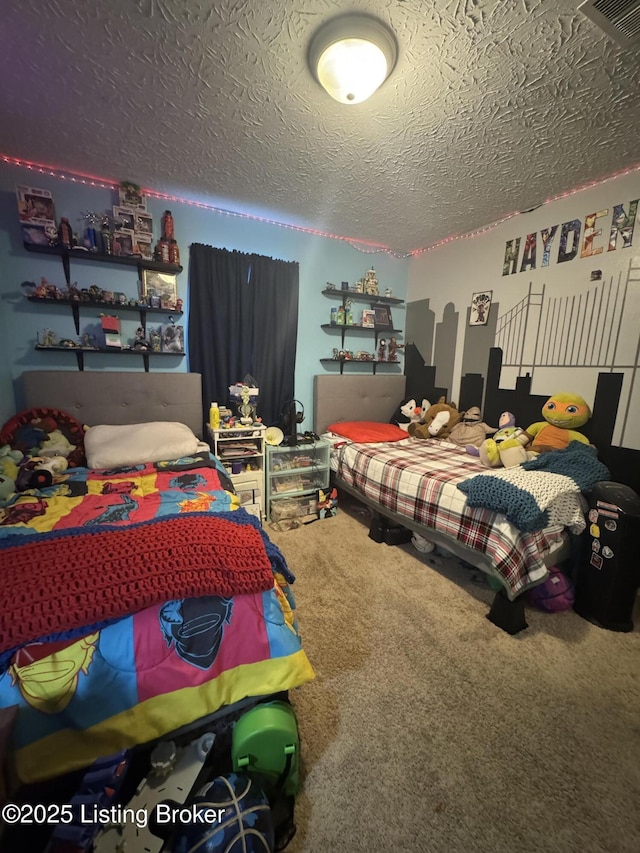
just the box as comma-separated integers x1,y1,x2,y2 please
335,438,567,598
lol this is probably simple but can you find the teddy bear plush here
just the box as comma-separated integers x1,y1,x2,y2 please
408,397,462,440
447,406,497,448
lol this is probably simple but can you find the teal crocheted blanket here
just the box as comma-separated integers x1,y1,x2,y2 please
457,441,610,532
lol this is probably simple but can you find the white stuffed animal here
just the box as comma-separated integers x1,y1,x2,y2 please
397,398,430,432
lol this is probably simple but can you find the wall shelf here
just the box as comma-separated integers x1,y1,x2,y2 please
321,288,405,373
24,241,184,371
34,345,184,372
24,242,182,274
321,288,403,305
27,295,181,335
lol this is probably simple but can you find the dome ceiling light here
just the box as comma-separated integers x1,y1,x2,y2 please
308,13,398,105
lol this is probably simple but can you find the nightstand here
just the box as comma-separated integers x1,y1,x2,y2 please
266,439,330,522
208,424,266,520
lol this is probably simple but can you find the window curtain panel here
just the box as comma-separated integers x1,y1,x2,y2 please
188,244,299,429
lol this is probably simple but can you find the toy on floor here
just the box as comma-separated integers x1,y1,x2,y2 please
408,398,462,440
448,406,497,448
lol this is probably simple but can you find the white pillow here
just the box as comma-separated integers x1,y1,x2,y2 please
84,421,200,469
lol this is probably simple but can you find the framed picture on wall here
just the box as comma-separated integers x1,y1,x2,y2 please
469,290,492,326
373,305,393,330
141,270,178,308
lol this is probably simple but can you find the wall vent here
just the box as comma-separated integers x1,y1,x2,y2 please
578,0,640,46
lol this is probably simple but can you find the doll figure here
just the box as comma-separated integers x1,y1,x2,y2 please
377,338,386,362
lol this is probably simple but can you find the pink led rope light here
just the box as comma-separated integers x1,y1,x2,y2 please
3,153,640,259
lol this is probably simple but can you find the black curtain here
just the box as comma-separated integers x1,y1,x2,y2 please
188,244,299,430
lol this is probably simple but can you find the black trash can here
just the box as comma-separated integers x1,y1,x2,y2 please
573,481,640,632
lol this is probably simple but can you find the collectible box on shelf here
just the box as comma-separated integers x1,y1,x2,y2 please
16,185,57,246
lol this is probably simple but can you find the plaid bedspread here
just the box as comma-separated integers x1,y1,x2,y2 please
335,438,567,598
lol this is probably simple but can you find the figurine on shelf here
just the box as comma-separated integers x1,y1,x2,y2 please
67,282,81,301
149,328,162,352
132,326,151,350
388,337,399,362
38,328,58,347
81,211,101,252
101,215,113,255
57,217,74,249
175,298,183,312
80,332,96,349
364,267,379,296
377,338,387,362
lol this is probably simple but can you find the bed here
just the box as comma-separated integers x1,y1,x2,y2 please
313,373,611,634
0,371,314,785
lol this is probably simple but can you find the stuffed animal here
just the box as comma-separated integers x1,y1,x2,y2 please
518,393,592,456
408,397,462,440
16,454,68,491
395,398,429,432
467,412,531,468
0,444,23,504
448,406,496,448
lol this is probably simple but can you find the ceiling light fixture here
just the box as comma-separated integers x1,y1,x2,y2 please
308,13,398,104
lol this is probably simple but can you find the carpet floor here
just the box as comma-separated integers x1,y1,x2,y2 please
268,495,640,853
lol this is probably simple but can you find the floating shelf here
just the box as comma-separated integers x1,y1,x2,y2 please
24,242,182,274
34,345,184,372
321,289,404,305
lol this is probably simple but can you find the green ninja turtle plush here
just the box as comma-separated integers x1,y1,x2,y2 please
498,392,591,466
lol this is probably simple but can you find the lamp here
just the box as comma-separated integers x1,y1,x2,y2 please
308,13,398,105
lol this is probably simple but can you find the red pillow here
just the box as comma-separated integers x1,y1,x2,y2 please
327,421,409,443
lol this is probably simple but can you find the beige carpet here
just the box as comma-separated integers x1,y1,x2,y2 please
268,496,640,853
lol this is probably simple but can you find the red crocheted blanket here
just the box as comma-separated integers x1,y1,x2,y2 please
0,514,273,654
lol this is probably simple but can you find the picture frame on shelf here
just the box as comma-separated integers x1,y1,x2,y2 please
113,206,136,232
134,233,153,260
141,270,178,308
361,309,375,328
161,323,184,353
118,182,147,211
112,229,134,257
134,212,153,236
373,305,393,330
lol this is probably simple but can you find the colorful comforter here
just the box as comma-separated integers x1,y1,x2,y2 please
0,451,314,783
334,438,569,598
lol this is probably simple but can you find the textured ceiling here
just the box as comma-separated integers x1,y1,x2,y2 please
2,0,640,255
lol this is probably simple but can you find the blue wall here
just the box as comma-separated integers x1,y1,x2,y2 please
0,162,409,428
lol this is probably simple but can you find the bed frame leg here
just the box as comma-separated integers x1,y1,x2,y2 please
486,589,528,635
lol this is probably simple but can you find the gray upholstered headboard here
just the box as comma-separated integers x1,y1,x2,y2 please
20,371,204,438
314,374,406,434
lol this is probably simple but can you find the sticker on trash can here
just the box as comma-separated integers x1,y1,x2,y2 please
588,509,599,523
590,523,600,538
602,546,614,559
604,519,617,531
596,508,619,519
590,553,603,570
591,539,600,552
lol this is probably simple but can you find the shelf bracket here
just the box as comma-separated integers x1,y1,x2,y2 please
71,302,80,335
75,349,85,371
